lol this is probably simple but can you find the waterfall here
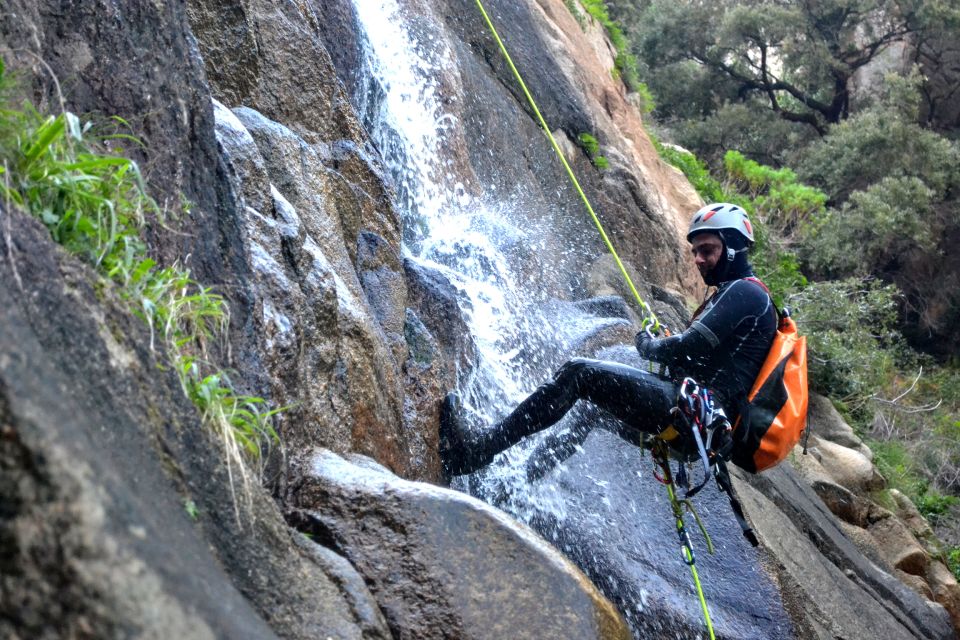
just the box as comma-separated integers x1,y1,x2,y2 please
349,0,616,507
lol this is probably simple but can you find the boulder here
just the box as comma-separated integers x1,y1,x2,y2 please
806,393,873,459
926,561,960,632
896,569,936,600
286,449,630,640
891,488,938,542
740,464,954,639
867,511,931,577
807,435,885,493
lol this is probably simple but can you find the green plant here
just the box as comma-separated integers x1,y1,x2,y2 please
184,499,199,521
724,150,826,235
917,491,958,523
0,59,279,520
577,132,599,156
788,278,900,402
575,0,646,94
577,132,609,170
948,547,960,581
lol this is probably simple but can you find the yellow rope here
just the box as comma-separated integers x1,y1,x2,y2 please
472,2,714,636
472,0,660,333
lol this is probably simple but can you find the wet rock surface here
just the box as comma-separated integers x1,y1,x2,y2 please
287,448,631,640
467,345,793,640
3,0,958,638
0,212,388,640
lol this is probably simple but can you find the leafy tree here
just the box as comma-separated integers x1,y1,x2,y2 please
622,0,958,135
795,72,960,202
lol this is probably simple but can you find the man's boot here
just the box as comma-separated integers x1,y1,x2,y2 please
439,392,503,477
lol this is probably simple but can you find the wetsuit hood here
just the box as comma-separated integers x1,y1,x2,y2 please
702,229,754,285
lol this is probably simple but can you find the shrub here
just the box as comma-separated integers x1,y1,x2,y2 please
724,150,826,235
801,176,937,278
786,278,901,402
949,548,960,581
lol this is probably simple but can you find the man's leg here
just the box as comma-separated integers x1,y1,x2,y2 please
441,357,678,476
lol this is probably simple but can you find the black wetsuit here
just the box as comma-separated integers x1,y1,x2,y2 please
448,274,777,476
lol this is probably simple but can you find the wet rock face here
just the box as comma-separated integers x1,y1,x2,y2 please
0,0,252,313
187,0,366,145
467,344,794,640
0,212,387,640
437,0,703,295
213,99,450,480
287,449,631,640
316,0,703,304
188,0,459,481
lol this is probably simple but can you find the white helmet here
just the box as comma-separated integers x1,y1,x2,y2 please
687,203,754,244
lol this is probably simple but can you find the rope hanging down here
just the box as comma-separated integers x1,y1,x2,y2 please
472,1,713,638
472,0,660,334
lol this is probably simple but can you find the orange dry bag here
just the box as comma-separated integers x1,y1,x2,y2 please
731,279,809,473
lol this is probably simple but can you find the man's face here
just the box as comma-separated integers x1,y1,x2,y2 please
691,233,723,281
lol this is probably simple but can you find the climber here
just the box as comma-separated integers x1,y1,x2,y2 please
439,202,778,478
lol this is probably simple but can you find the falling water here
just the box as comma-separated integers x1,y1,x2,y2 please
350,0,615,504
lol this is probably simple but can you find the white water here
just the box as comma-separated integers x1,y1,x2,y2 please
350,0,613,511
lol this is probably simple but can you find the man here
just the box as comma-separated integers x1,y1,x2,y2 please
440,203,777,478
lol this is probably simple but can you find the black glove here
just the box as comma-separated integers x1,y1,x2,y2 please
635,330,654,356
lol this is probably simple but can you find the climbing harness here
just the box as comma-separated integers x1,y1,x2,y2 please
472,2,719,636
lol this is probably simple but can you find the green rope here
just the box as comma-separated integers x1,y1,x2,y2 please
472,0,661,333
658,447,717,640
471,2,715,635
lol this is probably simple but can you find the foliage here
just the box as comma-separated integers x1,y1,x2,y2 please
653,140,727,203
794,74,960,203
671,103,814,168
577,132,608,170
724,150,826,235
802,176,938,278
572,0,647,97
949,548,960,582
787,278,900,402
621,0,959,133
577,131,599,156
0,60,279,518
184,499,200,521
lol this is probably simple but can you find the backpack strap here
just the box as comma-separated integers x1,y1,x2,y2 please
714,459,759,547
742,275,769,293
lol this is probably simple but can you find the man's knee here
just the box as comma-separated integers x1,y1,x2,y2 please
552,357,595,385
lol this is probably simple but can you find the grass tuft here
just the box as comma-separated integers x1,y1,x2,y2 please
0,58,279,524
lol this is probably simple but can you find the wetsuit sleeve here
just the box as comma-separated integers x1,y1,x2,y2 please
690,280,772,348
635,326,712,367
